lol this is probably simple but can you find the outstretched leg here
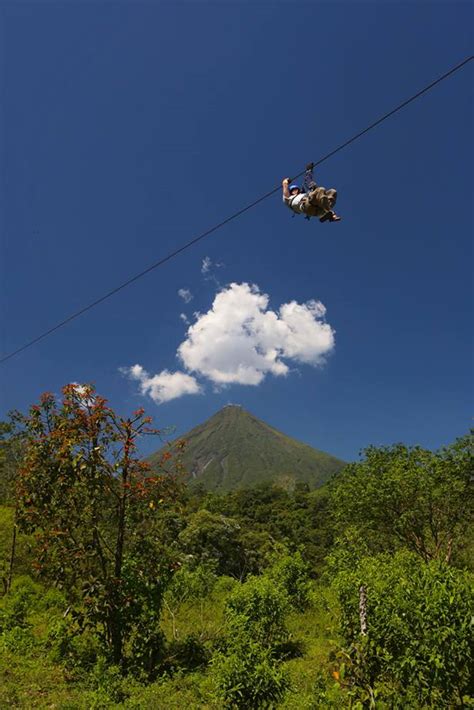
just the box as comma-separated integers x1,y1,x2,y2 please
319,210,341,223
300,195,324,218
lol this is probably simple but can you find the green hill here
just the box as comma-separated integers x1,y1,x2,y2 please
148,405,345,492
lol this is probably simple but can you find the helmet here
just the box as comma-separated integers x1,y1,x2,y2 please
289,184,300,192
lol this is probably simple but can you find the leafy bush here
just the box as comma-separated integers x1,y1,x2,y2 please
267,552,312,611
332,550,474,706
8,574,42,599
164,633,210,673
0,597,28,633
46,618,102,672
209,575,292,708
39,586,67,611
167,561,217,602
212,636,289,709
0,625,37,653
0,576,42,632
226,575,289,647
88,658,139,705
310,669,348,709
213,575,238,596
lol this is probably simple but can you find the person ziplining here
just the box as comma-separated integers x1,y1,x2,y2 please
282,163,341,223
2,57,470,365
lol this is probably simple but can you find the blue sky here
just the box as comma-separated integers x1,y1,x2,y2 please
1,1,472,462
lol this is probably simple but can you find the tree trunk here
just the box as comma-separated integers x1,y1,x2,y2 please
445,537,453,564
109,492,126,667
110,429,132,668
359,584,368,635
110,604,123,666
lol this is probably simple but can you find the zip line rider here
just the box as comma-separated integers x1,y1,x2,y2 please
282,163,341,222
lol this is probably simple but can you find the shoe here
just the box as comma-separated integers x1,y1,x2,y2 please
319,212,332,223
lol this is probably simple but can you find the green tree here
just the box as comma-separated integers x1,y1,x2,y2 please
178,509,247,578
15,384,183,672
203,482,333,571
330,436,473,564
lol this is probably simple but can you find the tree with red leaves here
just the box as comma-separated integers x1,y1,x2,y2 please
16,384,184,673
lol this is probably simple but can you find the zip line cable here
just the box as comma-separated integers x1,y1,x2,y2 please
1,55,472,365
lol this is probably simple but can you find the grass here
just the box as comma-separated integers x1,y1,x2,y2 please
280,588,340,708
0,508,340,708
0,574,338,709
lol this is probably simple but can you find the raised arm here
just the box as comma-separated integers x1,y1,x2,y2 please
282,177,290,200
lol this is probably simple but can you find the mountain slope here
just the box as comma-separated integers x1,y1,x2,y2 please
148,405,345,492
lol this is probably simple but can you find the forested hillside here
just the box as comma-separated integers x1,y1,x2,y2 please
0,387,472,708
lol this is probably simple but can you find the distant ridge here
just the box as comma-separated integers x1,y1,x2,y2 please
148,406,345,493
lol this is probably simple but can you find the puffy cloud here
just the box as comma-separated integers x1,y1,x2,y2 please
122,365,201,404
123,282,334,404
178,283,334,386
178,288,193,303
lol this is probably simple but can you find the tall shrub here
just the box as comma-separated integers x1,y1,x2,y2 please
225,575,289,647
212,575,291,708
332,551,473,706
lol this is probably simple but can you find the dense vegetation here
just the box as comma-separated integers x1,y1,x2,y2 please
0,386,472,708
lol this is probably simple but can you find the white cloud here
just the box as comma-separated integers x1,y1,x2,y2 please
201,256,212,274
201,256,224,285
123,282,335,404
122,365,201,404
180,313,190,325
178,282,334,386
178,288,193,303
